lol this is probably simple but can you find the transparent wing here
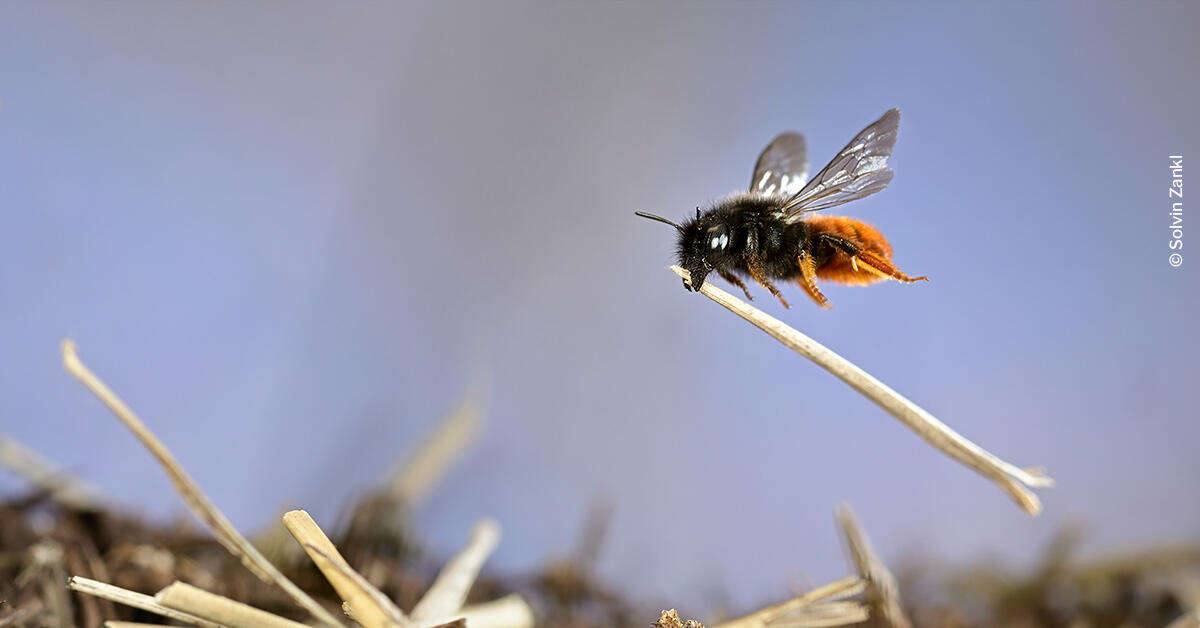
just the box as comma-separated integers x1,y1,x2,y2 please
750,132,808,196
780,108,899,221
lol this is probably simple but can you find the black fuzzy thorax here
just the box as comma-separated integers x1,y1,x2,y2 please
675,193,829,288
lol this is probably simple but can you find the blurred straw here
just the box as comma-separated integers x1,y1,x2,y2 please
283,509,410,628
328,395,484,577
575,497,614,572
669,266,1053,515
768,600,870,627
61,340,343,627
156,581,307,628
0,600,42,627
455,594,535,628
1168,610,1200,628
20,542,73,627
410,519,501,624
1168,574,1200,628
0,433,103,510
385,397,481,506
68,576,221,627
714,576,867,628
341,575,532,628
835,504,910,628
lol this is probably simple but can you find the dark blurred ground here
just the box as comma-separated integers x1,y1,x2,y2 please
1,489,1196,627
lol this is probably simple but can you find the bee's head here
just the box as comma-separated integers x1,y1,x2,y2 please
635,209,728,293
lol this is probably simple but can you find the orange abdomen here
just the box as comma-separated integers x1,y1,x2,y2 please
805,215,895,286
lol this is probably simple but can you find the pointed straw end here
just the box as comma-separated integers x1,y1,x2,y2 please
1023,467,1056,487
1008,483,1043,516
61,339,80,371
282,509,310,526
669,265,693,287
472,518,502,546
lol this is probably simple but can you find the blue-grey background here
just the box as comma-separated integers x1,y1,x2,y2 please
2,1,1197,611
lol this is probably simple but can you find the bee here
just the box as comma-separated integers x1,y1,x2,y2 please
636,108,927,309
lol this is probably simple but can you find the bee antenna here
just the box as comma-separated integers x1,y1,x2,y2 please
634,211,684,232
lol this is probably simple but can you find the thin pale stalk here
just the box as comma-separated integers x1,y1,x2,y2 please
410,519,501,623
61,340,343,627
835,504,910,628
0,433,104,510
386,398,481,505
670,266,1053,515
67,576,221,628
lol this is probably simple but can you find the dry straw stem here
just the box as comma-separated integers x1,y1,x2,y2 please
455,594,536,628
60,340,343,628
768,600,870,627
410,518,502,624
104,623,182,628
282,509,410,628
669,266,1054,515
0,433,104,510
714,576,867,628
344,598,531,628
67,576,221,628
304,543,414,627
386,397,481,505
835,504,911,628
157,581,308,628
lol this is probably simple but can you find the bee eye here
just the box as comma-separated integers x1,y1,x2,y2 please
707,226,729,251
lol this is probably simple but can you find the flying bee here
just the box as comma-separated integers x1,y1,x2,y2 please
636,108,927,309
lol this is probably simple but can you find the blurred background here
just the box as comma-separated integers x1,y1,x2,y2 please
1,1,1197,613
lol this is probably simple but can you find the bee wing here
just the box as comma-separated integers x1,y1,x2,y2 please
749,132,809,196
779,108,899,222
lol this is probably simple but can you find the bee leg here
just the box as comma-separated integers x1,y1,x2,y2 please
797,252,832,309
745,256,790,309
717,269,754,301
818,234,929,283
